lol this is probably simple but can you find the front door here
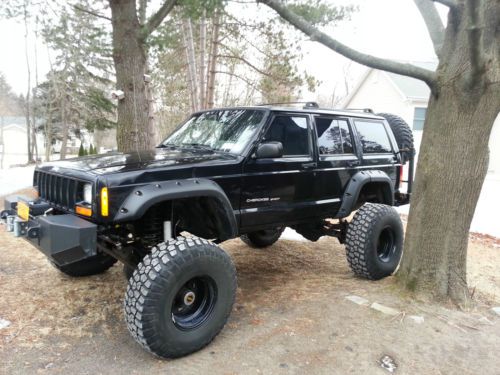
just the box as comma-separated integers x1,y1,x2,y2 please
240,113,316,229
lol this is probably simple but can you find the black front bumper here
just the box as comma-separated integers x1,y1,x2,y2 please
2,196,97,267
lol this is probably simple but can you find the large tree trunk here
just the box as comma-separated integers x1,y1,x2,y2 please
109,0,152,152
397,1,500,304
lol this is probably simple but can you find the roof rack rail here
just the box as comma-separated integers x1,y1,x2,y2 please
344,108,374,114
257,101,320,109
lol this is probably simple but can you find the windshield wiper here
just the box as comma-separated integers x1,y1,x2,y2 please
181,143,214,151
157,143,178,149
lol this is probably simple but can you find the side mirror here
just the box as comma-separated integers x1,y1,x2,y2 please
255,141,283,159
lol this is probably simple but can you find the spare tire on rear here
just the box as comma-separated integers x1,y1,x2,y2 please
377,113,414,164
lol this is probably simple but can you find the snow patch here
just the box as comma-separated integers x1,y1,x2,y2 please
370,302,400,316
0,318,11,330
0,166,35,196
345,295,370,306
281,228,306,242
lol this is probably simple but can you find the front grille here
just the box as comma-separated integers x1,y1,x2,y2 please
34,170,85,212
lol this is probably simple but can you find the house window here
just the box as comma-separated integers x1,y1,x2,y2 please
413,107,426,131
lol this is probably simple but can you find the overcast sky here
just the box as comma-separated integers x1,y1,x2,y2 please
0,0,445,98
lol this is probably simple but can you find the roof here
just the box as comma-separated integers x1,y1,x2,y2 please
343,61,437,107
0,116,26,126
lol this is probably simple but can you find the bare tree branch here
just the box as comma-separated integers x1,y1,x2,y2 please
414,0,445,56
258,0,437,88
433,0,458,9
72,5,111,21
214,70,265,95
142,0,177,38
217,54,275,79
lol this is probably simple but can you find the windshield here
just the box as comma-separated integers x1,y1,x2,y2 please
161,109,266,154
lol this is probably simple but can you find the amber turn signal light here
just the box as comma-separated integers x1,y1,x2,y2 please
75,205,92,217
101,187,109,217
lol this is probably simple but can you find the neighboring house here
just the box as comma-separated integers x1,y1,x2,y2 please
0,116,45,169
342,63,500,175
0,116,116,169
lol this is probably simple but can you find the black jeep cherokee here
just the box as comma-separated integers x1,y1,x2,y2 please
2,103,414,358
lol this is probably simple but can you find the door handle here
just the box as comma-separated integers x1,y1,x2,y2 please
302,162,317,169
347,160,360,167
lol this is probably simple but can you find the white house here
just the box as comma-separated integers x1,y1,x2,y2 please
0,116,45,169
0,116,106,169
342,64,500,175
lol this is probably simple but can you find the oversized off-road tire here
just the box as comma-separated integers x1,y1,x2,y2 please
345,203,403,280
240,227,285,248
377,113,414,164
124,236,237,358
51,253,117,277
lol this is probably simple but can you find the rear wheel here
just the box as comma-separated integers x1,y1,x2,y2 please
51,253,117,277
240,227,284,248
345,203,403,280
124,236,236,358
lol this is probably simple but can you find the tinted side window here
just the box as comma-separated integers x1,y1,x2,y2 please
264,116,309,156
354,120,392,153
315,118,354,155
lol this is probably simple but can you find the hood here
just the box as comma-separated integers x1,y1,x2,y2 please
38,148,240,175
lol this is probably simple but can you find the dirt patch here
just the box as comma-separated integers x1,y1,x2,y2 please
0,197,499,374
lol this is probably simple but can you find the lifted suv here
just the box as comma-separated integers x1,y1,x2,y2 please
2,103,414,358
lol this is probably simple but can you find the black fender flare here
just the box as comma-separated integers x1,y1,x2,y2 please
335,170,394,218
113,178,237,240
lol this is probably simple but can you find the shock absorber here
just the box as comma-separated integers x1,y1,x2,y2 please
139,203,171,248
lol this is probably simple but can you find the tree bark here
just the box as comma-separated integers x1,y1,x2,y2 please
397,1,500,304
199,13,207,109
206,11,221,109
59,94,68,160
182,18,199,111
109,0,152,152
23,0,32,163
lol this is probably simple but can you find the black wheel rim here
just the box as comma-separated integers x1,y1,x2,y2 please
377,226,396,263
171,276,217,331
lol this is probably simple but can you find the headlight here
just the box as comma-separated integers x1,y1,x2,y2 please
83,183,93,203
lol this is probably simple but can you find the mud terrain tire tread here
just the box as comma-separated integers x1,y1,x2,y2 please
345,203,403,280
124,236,237,358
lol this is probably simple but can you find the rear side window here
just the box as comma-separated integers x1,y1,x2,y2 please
315,118,354,155
354,120,392,153
264,115,310,156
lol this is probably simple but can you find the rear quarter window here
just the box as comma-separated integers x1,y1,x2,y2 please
354,120,392,154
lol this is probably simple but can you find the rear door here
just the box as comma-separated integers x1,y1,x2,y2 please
240,113,316,229
312,116,361,217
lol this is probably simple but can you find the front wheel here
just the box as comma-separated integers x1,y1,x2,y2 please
345,203,403,280
124,237,237,358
